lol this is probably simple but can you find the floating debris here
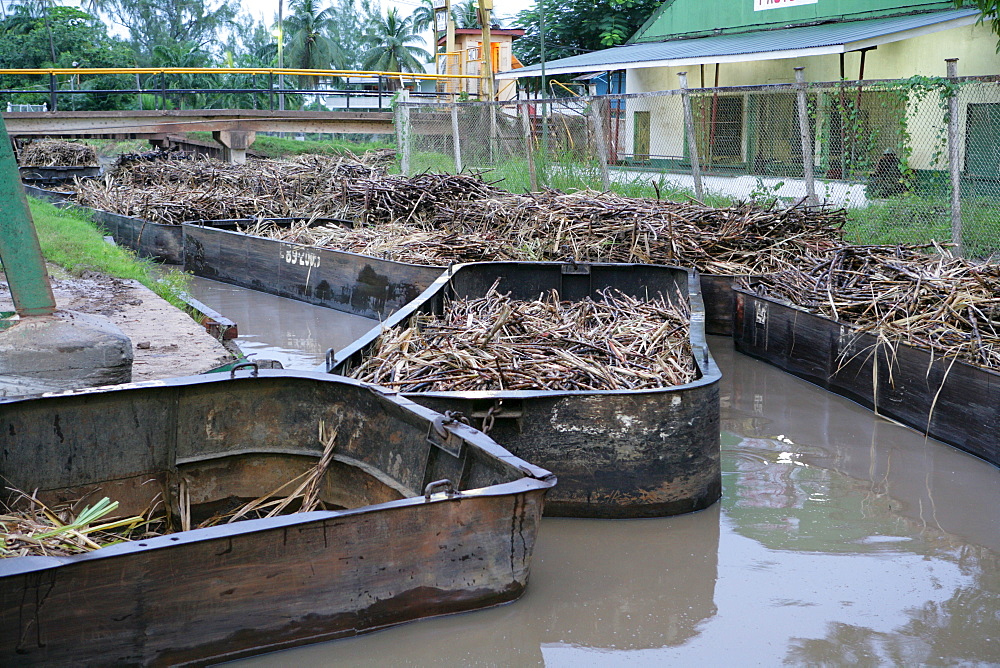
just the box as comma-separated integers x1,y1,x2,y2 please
347,286,698,392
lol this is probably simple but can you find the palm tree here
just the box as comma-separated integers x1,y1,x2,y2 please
452,0,479,29
411,0,435,33
360,8,431,75
283,0,339,86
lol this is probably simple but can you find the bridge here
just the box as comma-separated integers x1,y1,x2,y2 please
0,67,478,162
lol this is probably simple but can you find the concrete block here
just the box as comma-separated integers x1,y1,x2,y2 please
0,310,133,397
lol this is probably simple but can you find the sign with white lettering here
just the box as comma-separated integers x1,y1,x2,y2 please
755,0,818,10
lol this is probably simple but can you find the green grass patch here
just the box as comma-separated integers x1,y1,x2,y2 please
28,197,189,308
405,151,734,206
187,131,393,159
844,194,1000,259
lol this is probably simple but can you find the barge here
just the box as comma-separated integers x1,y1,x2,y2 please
329,262,722,519
732,287,1000,467
0,368,555,665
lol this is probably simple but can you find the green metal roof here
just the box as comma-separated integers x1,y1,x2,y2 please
631,0,959,43
498,7,980,79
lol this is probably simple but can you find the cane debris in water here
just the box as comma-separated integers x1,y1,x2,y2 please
347,286,698,392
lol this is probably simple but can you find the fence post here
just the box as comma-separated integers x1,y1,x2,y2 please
520,102,538,192
589,97,611,191
678,72,704,202
395,90,411,176
795,67,818,205
946,58,963,256
451,103,463,173
489,103,499,164
48,74,57,112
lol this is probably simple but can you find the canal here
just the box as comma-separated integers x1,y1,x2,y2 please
185,277,1000,667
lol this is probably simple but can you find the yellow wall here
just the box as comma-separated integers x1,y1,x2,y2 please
627,21,999,94
621,21,1000,167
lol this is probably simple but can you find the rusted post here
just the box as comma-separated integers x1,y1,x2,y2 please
678,72,704,201
520,102,537,191
590,97,611,190
795,67,818,205
0,115,56,316
946,58,963,256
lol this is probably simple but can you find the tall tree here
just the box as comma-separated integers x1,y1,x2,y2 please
283,0,339,84
0,6,135,109
100,0,239,64
513,0,660,66
360,7,431,74
452,0,479,29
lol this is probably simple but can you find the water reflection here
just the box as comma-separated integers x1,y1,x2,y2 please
184,276,377,369
230,337,1000,667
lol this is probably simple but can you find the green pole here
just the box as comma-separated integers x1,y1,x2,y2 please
0,116,57,317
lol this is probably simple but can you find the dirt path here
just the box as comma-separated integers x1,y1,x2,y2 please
1,267,234,382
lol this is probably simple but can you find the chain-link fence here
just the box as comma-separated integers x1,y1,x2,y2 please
397,75,1000,259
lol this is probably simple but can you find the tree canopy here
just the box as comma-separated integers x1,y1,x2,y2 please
513,0,662,66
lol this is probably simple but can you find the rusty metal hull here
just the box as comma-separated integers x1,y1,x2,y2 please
0,371,554,666
19,165,99,187
732,288,1000,467
183,224,444,320
330,262,722,519
699,274,741,336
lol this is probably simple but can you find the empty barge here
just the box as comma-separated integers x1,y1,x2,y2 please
0,368,555,665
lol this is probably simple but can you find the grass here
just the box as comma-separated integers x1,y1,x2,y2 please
187,131,393,159
27,197,190,308
404,150,735,206
844,194,1000,259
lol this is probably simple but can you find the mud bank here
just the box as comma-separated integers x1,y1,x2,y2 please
0,267,232,383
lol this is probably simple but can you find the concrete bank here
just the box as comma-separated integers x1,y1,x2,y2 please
1,266,233,383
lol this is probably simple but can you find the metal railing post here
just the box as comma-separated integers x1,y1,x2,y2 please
269,72,274,110
160,71,166,111
0,115,56,316
795,67,818,205
678,72,704,202
48,73,57,112
946,58,963,256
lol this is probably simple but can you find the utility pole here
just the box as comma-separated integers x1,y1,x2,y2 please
478,0,494,100
277,0,285,112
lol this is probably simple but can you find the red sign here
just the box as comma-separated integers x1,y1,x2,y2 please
755,0,818,10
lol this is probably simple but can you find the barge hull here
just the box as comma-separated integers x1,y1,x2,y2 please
332,262,722,518
0,371,553,665
183,225,444,320
733,289,1000,467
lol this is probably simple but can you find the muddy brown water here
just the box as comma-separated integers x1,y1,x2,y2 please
189,278,1000,666
186,276,377,369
